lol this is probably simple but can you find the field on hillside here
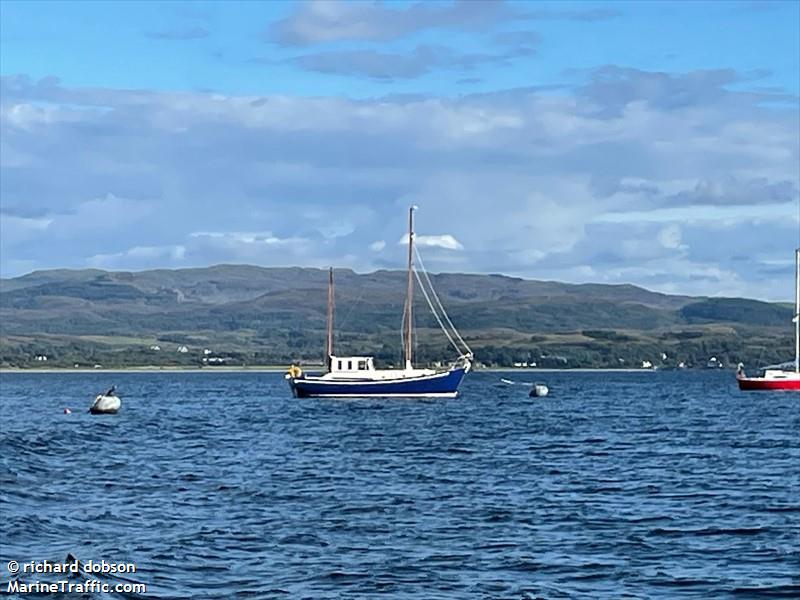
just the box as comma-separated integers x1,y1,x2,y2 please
0,266,791,369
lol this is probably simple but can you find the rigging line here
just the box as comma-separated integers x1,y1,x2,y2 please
336,279,368,333
413,267,463,356
414,245,471,354
413,246,472,354
414,268,461,357
414,262,469,357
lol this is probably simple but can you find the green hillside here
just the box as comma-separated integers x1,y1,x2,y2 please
0,265,791,369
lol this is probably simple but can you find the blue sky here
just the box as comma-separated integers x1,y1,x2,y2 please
2,1,798,97
1,0,799,300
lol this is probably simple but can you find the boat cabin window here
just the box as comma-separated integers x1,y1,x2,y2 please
331,356,374,372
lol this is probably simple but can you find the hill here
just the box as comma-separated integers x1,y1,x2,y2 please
0,265,791,369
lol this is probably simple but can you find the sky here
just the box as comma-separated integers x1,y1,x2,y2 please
1,0,799,301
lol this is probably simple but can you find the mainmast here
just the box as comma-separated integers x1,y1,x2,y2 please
795,248,799,374
326,267,334,370
404,206,416,370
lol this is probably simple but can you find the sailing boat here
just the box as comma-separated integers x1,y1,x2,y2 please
285,207,472,398
736,248,800,391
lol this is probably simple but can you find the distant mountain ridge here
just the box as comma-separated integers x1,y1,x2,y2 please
0,265,791,368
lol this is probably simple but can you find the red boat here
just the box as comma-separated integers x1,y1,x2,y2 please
737,248,800,392
737,365,800,391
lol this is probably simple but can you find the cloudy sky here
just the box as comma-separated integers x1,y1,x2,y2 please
1,0,798,300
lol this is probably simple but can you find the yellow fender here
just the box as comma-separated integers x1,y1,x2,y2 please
286,365,303,379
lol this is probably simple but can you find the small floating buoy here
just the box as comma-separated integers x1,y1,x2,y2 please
529,384,549,397
63,407,72,415
88,385,121,415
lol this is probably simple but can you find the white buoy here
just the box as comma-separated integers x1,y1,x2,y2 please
89,386,121,415
529,384,549,397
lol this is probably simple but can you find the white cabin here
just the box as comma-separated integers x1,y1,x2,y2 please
331,356,375,374
324,355,435,381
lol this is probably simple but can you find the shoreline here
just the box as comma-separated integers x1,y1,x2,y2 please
0,366,693,374
0,366,291,374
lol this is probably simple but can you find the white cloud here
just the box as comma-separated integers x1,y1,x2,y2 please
398,233,464,250
268,0,507,46
1,70,797,299
595,202,797,225
53,194,152,235
267,0,616,46
656,224,685,250
369,240,386,251
189,231,305,246
0,215,52,245
88,245,186,269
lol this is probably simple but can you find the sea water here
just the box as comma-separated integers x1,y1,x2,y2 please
1,370,798,599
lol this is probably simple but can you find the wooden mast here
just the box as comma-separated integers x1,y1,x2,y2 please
404,206,416,369
795,248,799,373
326,267,334,370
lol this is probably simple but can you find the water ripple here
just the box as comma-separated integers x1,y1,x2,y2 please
1,370,797,598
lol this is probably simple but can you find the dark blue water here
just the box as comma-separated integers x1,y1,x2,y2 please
1,370,798,599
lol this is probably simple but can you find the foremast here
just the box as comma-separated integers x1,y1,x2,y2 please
326,267,334,371
404,206,416,370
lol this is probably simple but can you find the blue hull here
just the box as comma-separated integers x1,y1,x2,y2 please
289,367,468,398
